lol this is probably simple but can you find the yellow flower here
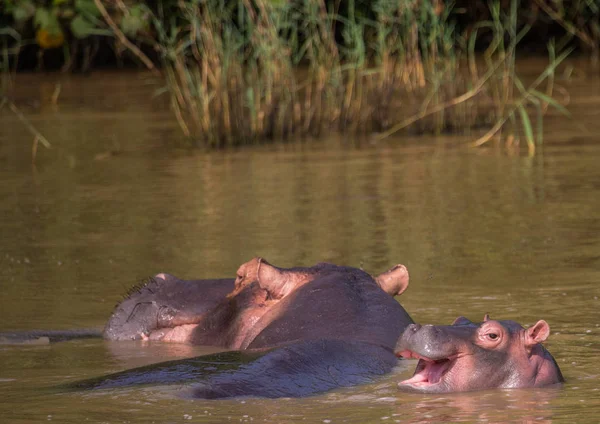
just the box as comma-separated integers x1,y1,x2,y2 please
36,29,65,49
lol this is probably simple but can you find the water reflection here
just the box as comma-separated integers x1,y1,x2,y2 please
392,388,561,423
103,341,225,369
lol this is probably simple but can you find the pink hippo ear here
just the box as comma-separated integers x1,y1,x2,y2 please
375,264,409,296
229,257,263,297
483,314,491,322
525,320,551,347
256,258,311,300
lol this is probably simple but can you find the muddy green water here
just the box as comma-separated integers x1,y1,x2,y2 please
0,63,599,423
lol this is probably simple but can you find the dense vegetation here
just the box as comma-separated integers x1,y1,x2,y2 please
2,1,598,149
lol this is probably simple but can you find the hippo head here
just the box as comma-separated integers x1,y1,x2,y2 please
395,315,564,393
106,257,411,348
222,258,410,349
232,257,410,299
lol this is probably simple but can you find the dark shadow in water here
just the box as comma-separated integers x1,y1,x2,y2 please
0,329,102,344
61,350,265,391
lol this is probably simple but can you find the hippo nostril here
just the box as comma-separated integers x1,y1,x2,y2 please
409,324,421,332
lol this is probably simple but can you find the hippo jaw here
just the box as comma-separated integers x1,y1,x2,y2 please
397,350,456,392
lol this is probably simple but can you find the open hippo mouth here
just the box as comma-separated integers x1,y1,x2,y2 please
397,350,455,391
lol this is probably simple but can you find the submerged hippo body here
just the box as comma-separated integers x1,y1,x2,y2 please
396,315,564,393
96,258,414,398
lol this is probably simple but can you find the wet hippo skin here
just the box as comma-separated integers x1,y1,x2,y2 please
103,276,235,342
104,258,412,349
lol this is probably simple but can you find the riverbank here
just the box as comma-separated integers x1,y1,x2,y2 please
1,0,593,149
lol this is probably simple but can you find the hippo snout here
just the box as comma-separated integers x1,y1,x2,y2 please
406,324,422,333
395,323,460,360
402,324,440,339
395,324,422,354
397,324,425,346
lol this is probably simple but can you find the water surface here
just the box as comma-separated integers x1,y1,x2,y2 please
1,64,599,422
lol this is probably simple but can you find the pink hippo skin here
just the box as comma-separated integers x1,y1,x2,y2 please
395,315,564,393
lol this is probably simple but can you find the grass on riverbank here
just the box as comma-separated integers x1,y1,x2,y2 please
1,26,52,162
147,0,570,151
0,0,574,152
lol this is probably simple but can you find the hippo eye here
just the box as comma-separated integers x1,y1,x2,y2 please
487,333,499,340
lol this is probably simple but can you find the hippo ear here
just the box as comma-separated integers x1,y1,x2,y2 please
525,320,551,347
257,259,310,300
483,314,491,322
154,273,175,283
234,257,262,285
452,316,472,326
230,257,263,296
375,264,409,296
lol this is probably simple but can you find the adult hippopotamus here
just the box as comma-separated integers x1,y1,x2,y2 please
104,257,411,350
395,315,564,393
91,258,414,398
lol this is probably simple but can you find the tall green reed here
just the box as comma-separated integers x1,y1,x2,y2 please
124,0,572,150
1,28,51,162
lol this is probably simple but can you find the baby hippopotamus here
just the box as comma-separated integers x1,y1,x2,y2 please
395,315,564,393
